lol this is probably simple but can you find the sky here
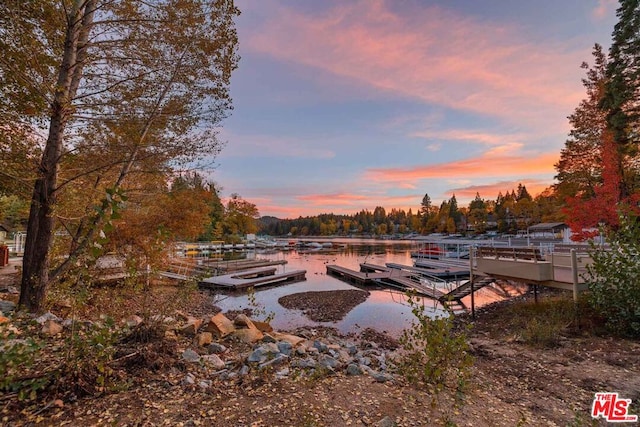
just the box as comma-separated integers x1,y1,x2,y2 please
212,0,619,219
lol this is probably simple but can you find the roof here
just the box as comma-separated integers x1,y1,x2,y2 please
0,224,8,232
527,222,567,231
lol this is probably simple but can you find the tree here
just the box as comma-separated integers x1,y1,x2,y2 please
3,0,240,312
222,194,259,240
555,44,608,200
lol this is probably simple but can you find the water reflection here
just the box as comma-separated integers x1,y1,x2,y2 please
210,239,523,336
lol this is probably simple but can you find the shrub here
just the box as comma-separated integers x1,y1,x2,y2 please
0,332,47,400
585,214,640,337
394,294,473,393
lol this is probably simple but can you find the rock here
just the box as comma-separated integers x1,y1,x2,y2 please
182,373,196,385
198,380,212,389
0,300,15,314
291,357,317,369
261,333,277,343
201,354,225,369
272,333,305,347
150,314,176,324
259,354,288,369
207,343,227,354
376,416,397,427
197,332,213,347
6,286,19,295
371,372,393,383
178,317,203,336
239,365,250,376
204,313,236,337
41,320,63,336
277,341,293,356
233,314,256,329
275,367,290,379
181,348,200,363
346,344,358,355
313,340,328,353
233,327,264,344
252,319,273,333
346,363,363,375
0,315,9,324
124,315,143,328
247,343,279,364
35,312,61,324
318,354,340,370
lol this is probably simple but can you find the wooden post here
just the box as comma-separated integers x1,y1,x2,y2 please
571,249,579,302
470,246,475,320
533,284,538,303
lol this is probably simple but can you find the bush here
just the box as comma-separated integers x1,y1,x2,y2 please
0,332,47,400
394,294,473,393
585,214,640,337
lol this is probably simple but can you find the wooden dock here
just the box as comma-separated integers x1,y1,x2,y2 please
384,262,469,279
199,267,306,290
200,258,287,273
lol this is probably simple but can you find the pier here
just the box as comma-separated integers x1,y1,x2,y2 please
199,267,306,290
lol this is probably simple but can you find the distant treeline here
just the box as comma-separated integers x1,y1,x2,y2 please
258,184,564,237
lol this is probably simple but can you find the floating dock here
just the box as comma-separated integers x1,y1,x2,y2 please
199,267,306,290
384,262,469,279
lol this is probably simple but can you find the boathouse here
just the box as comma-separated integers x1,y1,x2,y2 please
526,222,568,239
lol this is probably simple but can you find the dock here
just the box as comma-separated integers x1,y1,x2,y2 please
384,262,469,279
199,267,306,290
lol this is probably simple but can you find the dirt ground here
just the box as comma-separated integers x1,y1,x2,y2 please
1,262,640,426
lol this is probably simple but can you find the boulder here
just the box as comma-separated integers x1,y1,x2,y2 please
204,313,235,337
41,320,63,336
178,317,203,336
251,319,273,333
233,314,257,329
207,343,227,354
272,332,305,347
0,300,16,314
36,312,61,324
201,354,225,369
197,332,213,347
181,348,200,363
233,327,264,344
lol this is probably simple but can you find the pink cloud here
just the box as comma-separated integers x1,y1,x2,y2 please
592,0,617,20
364,151,558,185
447,180,552,201
244,1,587,130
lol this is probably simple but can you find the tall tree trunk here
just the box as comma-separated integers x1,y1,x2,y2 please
19,0,95,312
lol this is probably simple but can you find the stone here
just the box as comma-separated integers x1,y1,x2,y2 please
6,286,19,295
371,372,393,383
277,341,293,356
247,343,279,364
313,340,328,353
259,354,288,369
239,365,250,376
272,333,305,347
275,367,290,379
233,314,256,329
251,319,273,333
291,357,317,369
36,312,61,324
346,344,358,355
124,315,143,328
178,317,203,336
207,343,227,354
376,416,397,427
346,363,363,376
261,333,277,343
201,354,225,369
41,320,63,336
318,354,340,370
204,313,236,337
198,380,212,389
233,327,264,344
0,300,16,314
181,348,200,363
197,332,213,347
182,373,196,385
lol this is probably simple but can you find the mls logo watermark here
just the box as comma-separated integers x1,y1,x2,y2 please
591,392,638,423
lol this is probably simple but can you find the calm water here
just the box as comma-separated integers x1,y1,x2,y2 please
211,239,524,336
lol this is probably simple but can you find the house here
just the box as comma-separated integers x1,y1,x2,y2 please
527,222,568,239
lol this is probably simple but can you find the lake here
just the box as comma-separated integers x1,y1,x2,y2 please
211,238,526,336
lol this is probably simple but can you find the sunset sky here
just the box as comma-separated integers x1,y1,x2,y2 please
214,0,618,219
